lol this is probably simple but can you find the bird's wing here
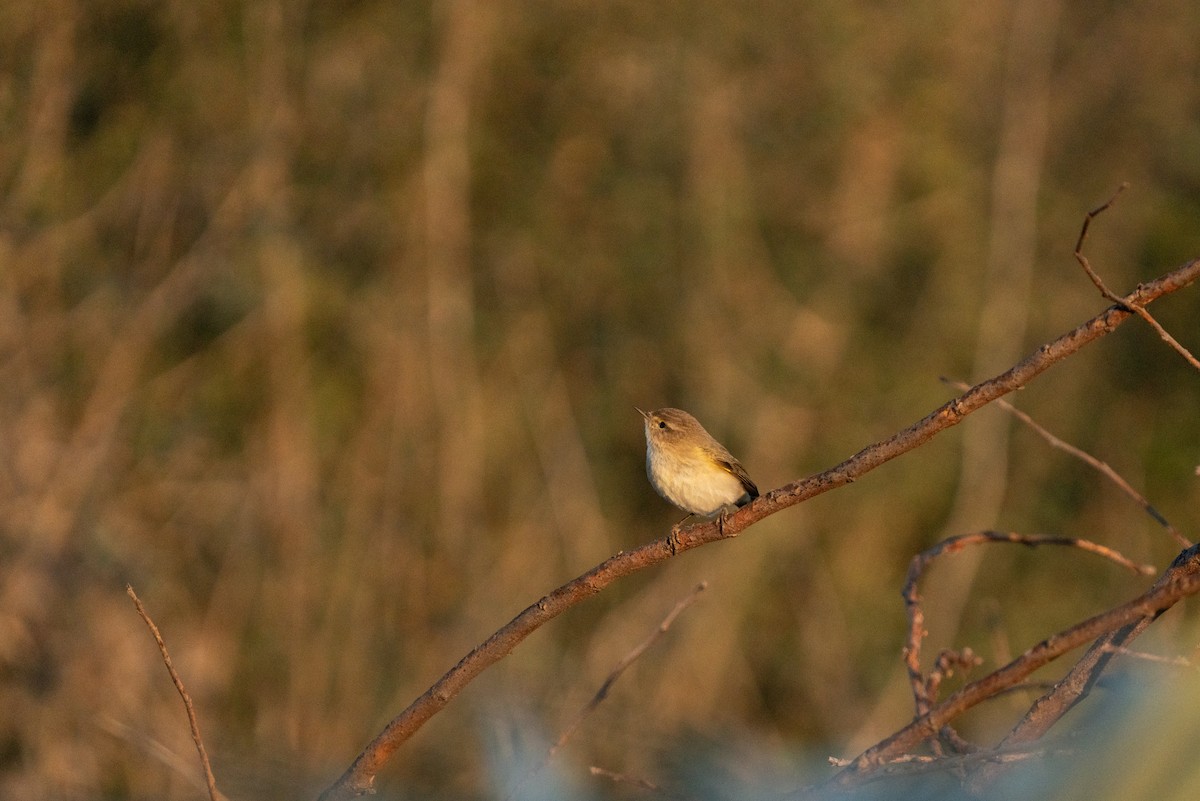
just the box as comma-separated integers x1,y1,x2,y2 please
714,456,759,499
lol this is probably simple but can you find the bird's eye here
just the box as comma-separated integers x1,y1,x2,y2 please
657,421,667,429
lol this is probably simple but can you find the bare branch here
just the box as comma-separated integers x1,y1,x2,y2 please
903,532,1154,697
926,648,983,708
1098,644,1194,669
506,583,707,799
829,543,1200,791
1073,183,1129,290
944,378,1191,547
901,531,1152,757
589,765,679,798
822,742,1070,787
318,258,1200,801
1074,186,1200,371
127,585,225,801
962,544,1200,794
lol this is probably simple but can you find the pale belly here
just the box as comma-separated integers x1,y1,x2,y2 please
646,449,748,516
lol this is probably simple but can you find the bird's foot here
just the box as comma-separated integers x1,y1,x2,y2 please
716,506,741,537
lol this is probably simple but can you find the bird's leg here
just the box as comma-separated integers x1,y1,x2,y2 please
668,513,695,555
671,513,695,534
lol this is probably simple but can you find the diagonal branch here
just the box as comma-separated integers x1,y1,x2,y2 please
127,585,226,801
904,531,1155,716
963,544,1200,794
318,257,1200,801
944,378,1191,548
902,531,1152,758
828,543,1200,791
1074,185,1200,372
505,583,707,800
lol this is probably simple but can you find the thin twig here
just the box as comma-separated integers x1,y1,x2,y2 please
506,583,708,800
926,648,983,708
98,717,219,796
127,585,224,801
589,765,677,797
830,543,1200,791
944,378,1191,548
965,543,1200,794
1073,183,1129,289
821,742,1068,786
1074,185,1200,371
903,531,1155,716
917,648,982,757
318,257,1200,801
901,530,1151,759
1097,644,1194,669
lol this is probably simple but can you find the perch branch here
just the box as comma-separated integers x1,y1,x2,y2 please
127,585,225,801
319,257,1200,801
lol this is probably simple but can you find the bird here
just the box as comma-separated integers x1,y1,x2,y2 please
636,407,759,526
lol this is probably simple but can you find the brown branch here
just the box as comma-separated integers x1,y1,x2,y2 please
945,378,1191,548
318,257,1200,801
962,544,1200,794
904,532,1154,708
506,583,707,800
966,541,1200,795
902,531,1151,756
829,543,1200,791
589,765,679,798
1072,184,1129,291
1074,186,1200,371
823,742,1067,787
925,648,983,708
1097,644,1194,669
126,585,225,801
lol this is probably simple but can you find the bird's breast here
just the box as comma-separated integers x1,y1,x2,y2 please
646,445,748,516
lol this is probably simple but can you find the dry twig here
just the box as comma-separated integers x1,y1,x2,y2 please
506,583,707,799
1097,644,1194,669
944,378,1191,548
901,531,1152,757
829,543,1200,791
1074,185,1200,372
962,543,1200,794
822,742,1066,785
589,765,677,797
904,532,1155,706
127,585,225,801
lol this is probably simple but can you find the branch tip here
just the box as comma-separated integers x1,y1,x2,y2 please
127,585,224,801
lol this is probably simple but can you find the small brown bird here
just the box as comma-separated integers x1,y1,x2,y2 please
636,407,759,520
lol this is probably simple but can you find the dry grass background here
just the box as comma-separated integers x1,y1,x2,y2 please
1,0,1199,799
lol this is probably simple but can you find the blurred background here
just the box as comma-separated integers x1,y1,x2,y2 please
2,0,1199,798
